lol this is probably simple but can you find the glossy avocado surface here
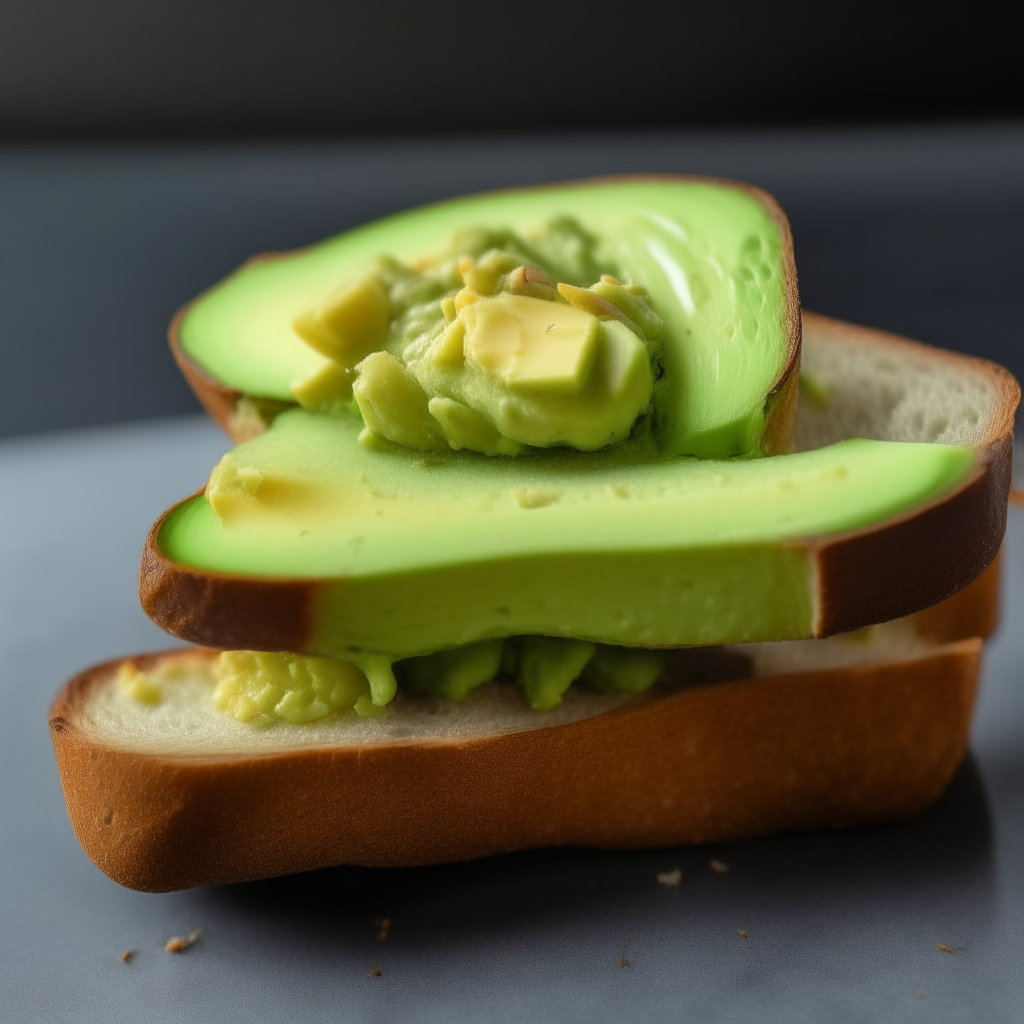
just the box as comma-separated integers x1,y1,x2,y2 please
179,178,796,459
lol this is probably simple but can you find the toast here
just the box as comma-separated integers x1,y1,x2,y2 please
49,177,1019,892
50,567,995,891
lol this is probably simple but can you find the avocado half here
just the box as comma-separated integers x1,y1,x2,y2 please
171,176,802,459
142,313,1016,661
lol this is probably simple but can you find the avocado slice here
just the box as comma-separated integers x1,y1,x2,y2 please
146,403,973,660
174,177,799,460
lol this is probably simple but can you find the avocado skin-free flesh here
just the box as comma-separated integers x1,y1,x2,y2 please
178,179,794,459
156,407,975,660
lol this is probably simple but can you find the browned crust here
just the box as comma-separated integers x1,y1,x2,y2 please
802,312,1018,634
168,175,801,446
907,547,1000,643
761,361,800,456
50,639,981,892
752,179,802,453
813,439,1009,633
139,520,315,652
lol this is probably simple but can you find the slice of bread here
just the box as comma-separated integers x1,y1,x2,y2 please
50,561,996,892
796,312,1015,634
140,313,1018,658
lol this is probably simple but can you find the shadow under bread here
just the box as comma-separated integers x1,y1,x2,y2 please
199,754,993,952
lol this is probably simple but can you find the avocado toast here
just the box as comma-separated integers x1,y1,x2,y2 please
50,177,1018,890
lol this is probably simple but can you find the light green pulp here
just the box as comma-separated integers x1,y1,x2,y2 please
160,408,975,659
180,180,790,458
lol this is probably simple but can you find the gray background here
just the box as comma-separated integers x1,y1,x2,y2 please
0,418,1022,1022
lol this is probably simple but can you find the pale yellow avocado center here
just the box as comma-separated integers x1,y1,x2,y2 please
461,293,599,392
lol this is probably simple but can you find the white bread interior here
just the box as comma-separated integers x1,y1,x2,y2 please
796,312,1007,451
81,619,945,757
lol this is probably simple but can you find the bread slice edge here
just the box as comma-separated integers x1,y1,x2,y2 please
51,626,983,892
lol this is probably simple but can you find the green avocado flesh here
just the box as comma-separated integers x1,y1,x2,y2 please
180,180,791,458
159,408,975,659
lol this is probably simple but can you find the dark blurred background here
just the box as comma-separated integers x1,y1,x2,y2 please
1,1,1022,438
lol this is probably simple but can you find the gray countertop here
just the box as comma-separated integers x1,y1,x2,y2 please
1,417,1022,1022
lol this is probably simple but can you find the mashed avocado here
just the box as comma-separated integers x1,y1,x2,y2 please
122,637,670,725
213,650,379,724
288,219,663,456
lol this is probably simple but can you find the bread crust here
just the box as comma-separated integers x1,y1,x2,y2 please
49,637,982,892
906,546,1000,642
801,312,1017,633
168,174,801,449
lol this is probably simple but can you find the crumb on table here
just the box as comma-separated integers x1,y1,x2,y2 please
165,928,202,953
376,917,392,941
709,859,730,874
936,944,955,954
737,930,748,939
369,968,383,977
120,950,134,962
656,868,682,887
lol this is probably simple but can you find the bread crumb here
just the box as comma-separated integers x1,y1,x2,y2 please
369,968,383,977
619,953,627,968
165,928,202,953
918,992,925,999
120,950,134,962
709,859,729,874
656,868,682,887
737,930,748,939
936,944,955,954
376,917,392,941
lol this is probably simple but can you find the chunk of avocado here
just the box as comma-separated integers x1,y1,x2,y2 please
462,293,599,392
152,406,975,660
516,637,597,711
177,178,798,459
292,273,390,367
398,639,505,701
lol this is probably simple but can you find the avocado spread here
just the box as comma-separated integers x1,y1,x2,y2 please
123,638,668,721
180,179,793,460
289,220,662,455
